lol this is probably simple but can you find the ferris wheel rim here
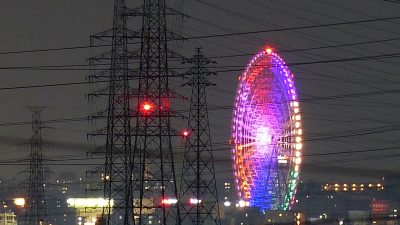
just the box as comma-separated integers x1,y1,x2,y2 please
231,47,303,211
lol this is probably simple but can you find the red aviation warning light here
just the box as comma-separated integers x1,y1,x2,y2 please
143,104,151,111
140,101,153,115
142,103,152,111
265,47,273,55
182,129,190,138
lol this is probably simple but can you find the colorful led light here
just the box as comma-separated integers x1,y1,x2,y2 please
232,46,303,211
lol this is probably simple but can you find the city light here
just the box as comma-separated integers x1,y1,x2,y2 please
66,198,114,208
161,198,178,205
278,155,288,164
224,201,231,207
13,198,25,207
322,183,385,192
237,200,250,208
189,198,202,205
238,200,247,207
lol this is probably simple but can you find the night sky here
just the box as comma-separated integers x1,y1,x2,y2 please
0,0,399,187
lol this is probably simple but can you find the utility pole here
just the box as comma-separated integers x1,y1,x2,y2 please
130,0,181,224
179,48,221,225
25,106,49,225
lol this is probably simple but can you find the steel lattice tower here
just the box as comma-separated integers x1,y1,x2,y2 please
131,0,180,224
88,0,134,225
25,106,49,225
179,48,221,225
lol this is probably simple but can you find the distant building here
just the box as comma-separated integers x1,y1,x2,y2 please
221,199,300,225
370,199,399,225
221,205,265,225
67,198,112,225
348,210,369,225
294,179,387,220
293,177,400,225
0,212,17,225
322,182,384,192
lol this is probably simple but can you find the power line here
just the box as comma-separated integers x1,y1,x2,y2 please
383,0,400,3
0,17,398,56
1,135,400,164
0,117,86,127
0,44,109,55
184,16,400,40
206,37,400,60
0,80,93,91
1,51,399,72
190,0,400,91
1,83,400,127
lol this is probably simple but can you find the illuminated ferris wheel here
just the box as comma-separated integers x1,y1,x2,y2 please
231,47,303,211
